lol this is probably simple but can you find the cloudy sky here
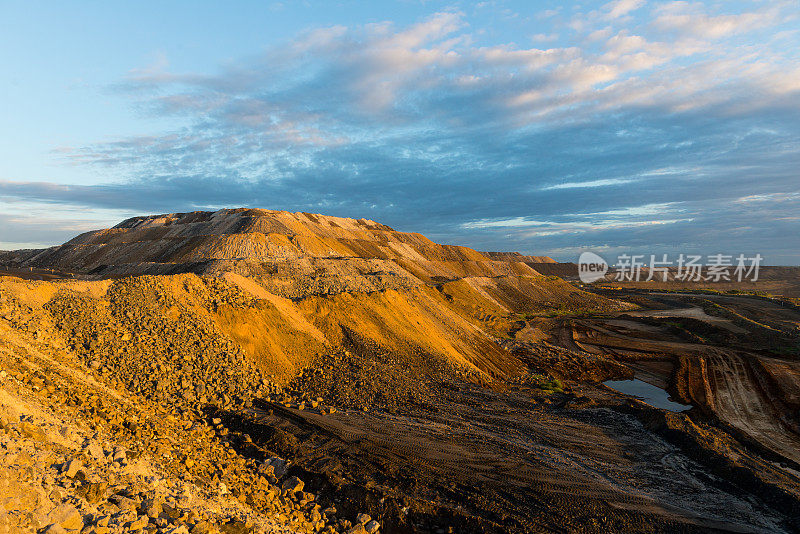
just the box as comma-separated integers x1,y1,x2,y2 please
2,1,799,263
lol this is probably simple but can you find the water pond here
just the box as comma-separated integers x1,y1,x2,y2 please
603,378,692,412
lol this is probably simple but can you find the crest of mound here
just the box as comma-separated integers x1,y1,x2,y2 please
20,208,543,288
481,251,557,264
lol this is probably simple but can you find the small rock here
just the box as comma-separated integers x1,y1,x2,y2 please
190,521,212,534
140,497,162,518
19,420,47,441
84,440,104,460
109,495,138,512
0,405,18,429
42,524,68,534
281,476,304,493
77,481,108,504
112,447,127,463
48,503,84,531
58,425,79,443
364,519,380,533
345,524,367,534
62,458,83,478
14,450,34,466
162,504,181,520
356,513,371,525
128,515,149,530
265,457,288,478
220,520,253,534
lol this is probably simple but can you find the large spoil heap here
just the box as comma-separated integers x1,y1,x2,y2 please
21,209,539,283
11,209,617,381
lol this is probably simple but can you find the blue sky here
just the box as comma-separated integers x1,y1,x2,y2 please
1,1,799,263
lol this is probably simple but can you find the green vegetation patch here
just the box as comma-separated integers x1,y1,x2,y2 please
528,374,564,393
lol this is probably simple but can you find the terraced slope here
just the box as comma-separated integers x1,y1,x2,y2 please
20,210,538,284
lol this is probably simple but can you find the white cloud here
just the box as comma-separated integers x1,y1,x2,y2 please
603,0,646,20
532,33,559,43
106,4,796,140
652,2,782,39
541,178,634,190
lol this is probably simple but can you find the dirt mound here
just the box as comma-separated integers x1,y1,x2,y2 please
19,210,539,284
525,262,580,279
0,271,513,408
2,208,625,385
480,251,557,263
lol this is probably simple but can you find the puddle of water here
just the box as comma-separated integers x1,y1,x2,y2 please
603,378,692,412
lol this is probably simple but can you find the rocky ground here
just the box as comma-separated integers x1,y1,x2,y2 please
0,290,380,534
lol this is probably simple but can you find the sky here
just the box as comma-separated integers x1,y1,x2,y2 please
1,1,799,264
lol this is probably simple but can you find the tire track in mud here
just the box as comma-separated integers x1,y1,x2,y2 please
547,303,800,470
704,348,800,465
240,386,791,533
